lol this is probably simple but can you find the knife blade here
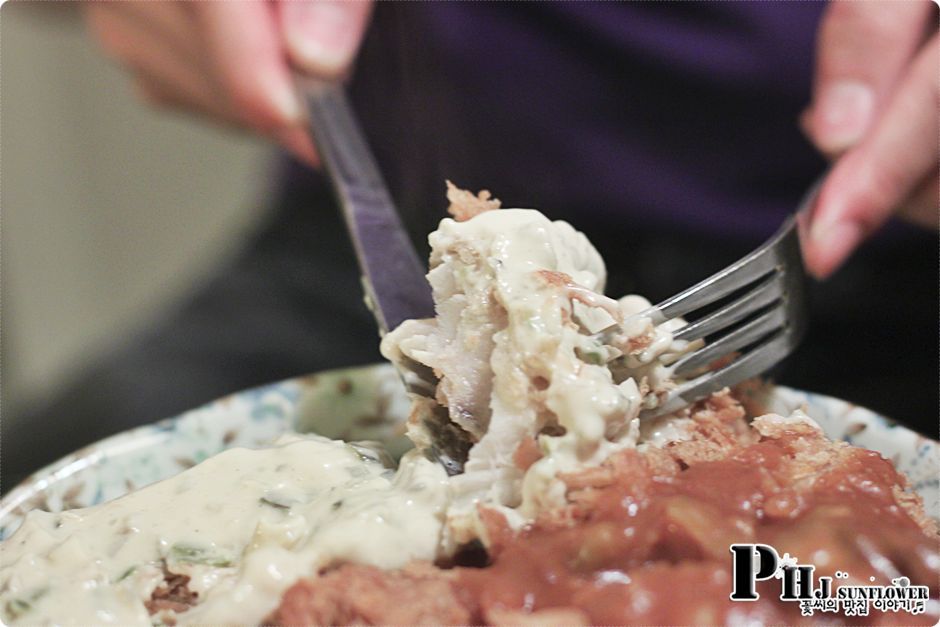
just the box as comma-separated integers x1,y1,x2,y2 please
299,79,435,334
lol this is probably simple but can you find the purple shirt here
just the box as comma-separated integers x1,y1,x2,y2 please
284,2,828,242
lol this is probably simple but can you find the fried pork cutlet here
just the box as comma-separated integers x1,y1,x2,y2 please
267,395,939,626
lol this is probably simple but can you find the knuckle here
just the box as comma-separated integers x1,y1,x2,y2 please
91,24,127,60
824,2,918,50
88,21,141,70
931,39,940,104
933,74,940,112
224,82,281,133
822,1,856,26
859,166,906,226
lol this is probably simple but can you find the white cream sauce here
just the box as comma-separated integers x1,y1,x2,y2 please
382,209,696,543
2,205,697,625
0,434,448,625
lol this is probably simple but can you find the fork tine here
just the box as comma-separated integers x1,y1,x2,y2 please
637,215,797,325
672,272,784,343
639,216,808,418
672,305,787,377
654,253,777,322
641,330,797,418
630,175,820,421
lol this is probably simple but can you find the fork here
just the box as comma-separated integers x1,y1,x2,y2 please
303,77,817,427
629,182,820,419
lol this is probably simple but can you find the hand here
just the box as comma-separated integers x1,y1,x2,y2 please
84,1,373,167
801,1,938,278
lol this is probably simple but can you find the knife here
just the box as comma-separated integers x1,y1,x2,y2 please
298,77,435,334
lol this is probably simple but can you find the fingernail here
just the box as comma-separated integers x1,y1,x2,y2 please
814,81,874,153
268,77,305,124
809,220,864,278
283,1,360,75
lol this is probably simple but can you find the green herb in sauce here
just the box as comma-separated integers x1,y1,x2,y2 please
259,496,292,509
114,565,137,583
4,599,31,621
582,350,605,365
3,588,47,621
169,543,233,568
346,442,393,466
576,340,610,366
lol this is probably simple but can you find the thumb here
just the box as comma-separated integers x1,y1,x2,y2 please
804,1,932,157
279,0,373,79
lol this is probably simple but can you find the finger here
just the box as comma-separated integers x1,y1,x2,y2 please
804,35,939,278
138,73,320,168
274,127,321,168
805,0,935,156
85,3,143,64
278,0,373,78
85,3,201,73
91,6,223,114
197,1,305,135
898,174,939,229
86,4,220,114
131,65,227,124
96,1,202,67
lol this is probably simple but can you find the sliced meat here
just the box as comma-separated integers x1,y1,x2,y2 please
445,181,501,221
145,570,198,617
266,563,473,626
